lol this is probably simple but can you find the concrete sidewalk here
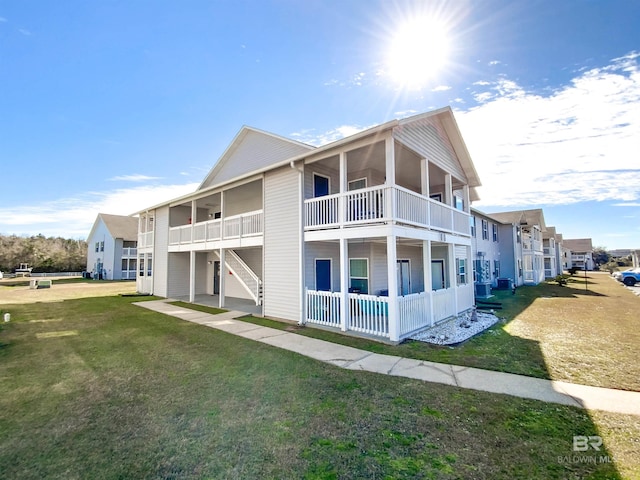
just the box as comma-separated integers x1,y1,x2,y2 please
135,300,640,416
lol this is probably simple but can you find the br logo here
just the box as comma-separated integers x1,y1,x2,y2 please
573,435,603,452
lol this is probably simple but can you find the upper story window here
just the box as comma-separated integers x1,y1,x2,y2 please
492,224,498,242
95,242,99,252
516,227,522,243
454,195,464,211
469,216,476,237
100,241,104,252
481,219,489,240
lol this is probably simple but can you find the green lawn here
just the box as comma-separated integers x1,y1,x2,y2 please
0,294,636,479
236,272,640,391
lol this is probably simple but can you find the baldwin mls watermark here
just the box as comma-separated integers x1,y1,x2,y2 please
557,436,616,465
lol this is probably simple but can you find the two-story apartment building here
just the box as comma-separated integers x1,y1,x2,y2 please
485,209,547,286
563,238,595,270
87,213,138,280
136,107,482,343
469,209,505,296
542,226,561,279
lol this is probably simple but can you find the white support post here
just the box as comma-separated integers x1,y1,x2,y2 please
191,200,197,238
444,173,452,207
339,237,349,332
387,235,399,342
423,240,434,326
189,250,196,303
448,244,458,315
462,185,470,213
220,192,225,239
218,248,226,309
385,136,396,221
339,151,347,225
420,158,429,196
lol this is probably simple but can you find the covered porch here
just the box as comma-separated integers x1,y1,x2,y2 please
303,236,474,342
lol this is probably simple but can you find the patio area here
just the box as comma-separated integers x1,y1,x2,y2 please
175,294,262,315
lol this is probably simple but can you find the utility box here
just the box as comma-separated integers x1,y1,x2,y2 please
497,278,514,290
475,282,492,298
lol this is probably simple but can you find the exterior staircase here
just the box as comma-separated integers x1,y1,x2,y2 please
215,250,263,305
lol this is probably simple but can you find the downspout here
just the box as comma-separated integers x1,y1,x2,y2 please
290,160,306,325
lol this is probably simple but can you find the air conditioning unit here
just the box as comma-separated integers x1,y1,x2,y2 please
475,282,492,298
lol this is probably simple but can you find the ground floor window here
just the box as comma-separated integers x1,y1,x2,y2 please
494,260,501,278
349,258,369,294
139,257,145,277
147,254,153,276
456,258,467,285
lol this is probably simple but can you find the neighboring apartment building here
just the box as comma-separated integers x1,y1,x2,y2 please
542,226,561,279
135,107,482,343
563,238,595,270
86,213,138,280
485,209,547,286
469,208,505,296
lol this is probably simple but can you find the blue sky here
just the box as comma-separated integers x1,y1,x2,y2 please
1,0,639,250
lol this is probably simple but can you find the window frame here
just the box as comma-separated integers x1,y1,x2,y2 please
349,258,369,294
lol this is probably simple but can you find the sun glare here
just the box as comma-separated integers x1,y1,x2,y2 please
386,16,451,90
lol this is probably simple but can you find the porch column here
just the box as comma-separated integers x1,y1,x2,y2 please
387,235,399,342
423,240,435,326
339,237,349,332
189,250,196,303
448,244,459,314
339,152,347,224
462,185,470,213
218,248,226,309
420,158,430,196
444,173,452,207
385,136,396,221
191,199,197,234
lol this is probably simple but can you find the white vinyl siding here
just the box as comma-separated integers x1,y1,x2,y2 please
392,116,466,182
153,207,170,297
201,129,313,188
167,252,190,298
263,166,301,321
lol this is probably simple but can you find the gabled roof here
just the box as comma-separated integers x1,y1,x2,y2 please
198,126,315,190
88,213,138,242
487,209,546,231
135,106,482,213
563,238,593,252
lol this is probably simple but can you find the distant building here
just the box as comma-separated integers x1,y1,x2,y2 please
562,238,595,270
86,213,138,280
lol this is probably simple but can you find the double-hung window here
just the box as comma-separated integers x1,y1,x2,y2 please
349,258,369,294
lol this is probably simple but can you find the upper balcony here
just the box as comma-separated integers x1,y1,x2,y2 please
303,136,471,239
167,178,263,250
169,210,263,247
305,184,470,236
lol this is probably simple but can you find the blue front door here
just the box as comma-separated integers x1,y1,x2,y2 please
315,259,331,291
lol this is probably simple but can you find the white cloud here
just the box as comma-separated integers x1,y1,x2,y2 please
18,28,30,35
432,85,451,92
488,60,501,66
457,51,640,207
291,124,373,147
108,174,162,182
0,17,7,22
0,183,198,238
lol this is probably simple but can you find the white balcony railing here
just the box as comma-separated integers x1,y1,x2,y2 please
305,185,470,236
138,231,154,248
169,210,263,246
306,285,472,341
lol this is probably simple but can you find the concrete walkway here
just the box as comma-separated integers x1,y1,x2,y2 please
135,300,640,416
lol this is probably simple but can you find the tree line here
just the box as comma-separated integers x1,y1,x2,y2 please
0,234,87,273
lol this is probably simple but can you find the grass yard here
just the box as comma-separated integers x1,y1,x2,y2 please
237,272,640,391
0,294,638,479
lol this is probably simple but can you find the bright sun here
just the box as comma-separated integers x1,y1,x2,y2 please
386,16,451,90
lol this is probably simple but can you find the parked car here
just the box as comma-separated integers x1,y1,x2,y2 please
614,268,640,286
